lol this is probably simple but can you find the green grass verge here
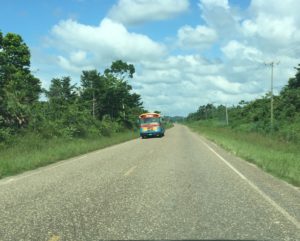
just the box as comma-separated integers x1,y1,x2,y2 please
0,131,139,179
186,121,300,187
165,122,174,129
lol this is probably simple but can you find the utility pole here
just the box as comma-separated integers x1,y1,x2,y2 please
265,61,279,130
92,91,95,118
122,102,125,119
225,104,229,125
91,81,95,118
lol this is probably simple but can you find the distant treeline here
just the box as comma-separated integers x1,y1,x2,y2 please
0,31,145,144
187,65,300,142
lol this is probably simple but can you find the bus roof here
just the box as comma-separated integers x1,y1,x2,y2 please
139,113,161,119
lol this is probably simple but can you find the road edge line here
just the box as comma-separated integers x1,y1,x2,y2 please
199,137,300,230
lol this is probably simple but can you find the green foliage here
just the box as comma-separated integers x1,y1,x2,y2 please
24,62,142,140
104,59,135,79
187,121,300,186
0,32,30,69
45,76,77,105
0,131,139,179
0,31,144,150
187,65,300,142
99,115,122,136
0,31,41,132
0,127,12,143
80,69,105,117
80,65,143,122
286,64,300,89
0,31,145,178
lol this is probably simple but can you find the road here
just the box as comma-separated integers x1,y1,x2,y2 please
0,124,299,241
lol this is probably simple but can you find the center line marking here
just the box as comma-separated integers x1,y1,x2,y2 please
48,235,60,241
124,166,137,176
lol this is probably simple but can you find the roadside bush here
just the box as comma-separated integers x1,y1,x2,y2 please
99,116,123,136
0,127,12,145
277,119,300,143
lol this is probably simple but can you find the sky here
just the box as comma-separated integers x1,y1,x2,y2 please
1,0,300,116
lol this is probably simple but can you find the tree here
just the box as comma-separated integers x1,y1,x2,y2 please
80,70,106,118
0,32,30,71
277,65,300,121
286,64,300,89
46,77,77,105
104,60,135,80
44,77,77,119
80,61,142,122
105,61,144,121
0,31,41,129
42,76,99,138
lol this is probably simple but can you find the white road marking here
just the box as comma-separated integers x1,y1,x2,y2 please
48,234,60,241
124,165,137,176
199,138,300,230
0,139,138,187
2,178,15,184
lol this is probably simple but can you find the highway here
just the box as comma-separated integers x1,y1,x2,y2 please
0,124,299,241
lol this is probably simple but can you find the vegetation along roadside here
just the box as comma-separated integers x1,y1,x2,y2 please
0,131,139,179
185,66,300,187
0,31,147,179
186,121,300,187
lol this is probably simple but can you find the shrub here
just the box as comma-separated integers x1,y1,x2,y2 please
0,127,12,144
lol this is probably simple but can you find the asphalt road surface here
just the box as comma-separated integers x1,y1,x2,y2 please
0,124,299,241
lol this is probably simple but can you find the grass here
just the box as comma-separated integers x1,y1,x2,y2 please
186,121,300,187
0,131,139,179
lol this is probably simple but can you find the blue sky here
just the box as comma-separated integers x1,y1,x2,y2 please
1,0,299,116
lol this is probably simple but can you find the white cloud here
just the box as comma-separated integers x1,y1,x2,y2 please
249,0,300,21
57,55,94,73
242,14,299,46
69,50,87,64
208,75,241,94
133,54,258,115
199,0,229,9
239,0,300,56
49,18,166,72
221,40,263,62
33,0,300,116
142,54,222,75
108,0,189,25
198,0,242,41
177,25,218,50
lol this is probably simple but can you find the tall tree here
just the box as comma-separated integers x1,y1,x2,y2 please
286,64,300,89
80,70,105,118
104,60,135,80
80,62,142,121
278,65,300,120
44,77,77,119
0,31,41,129
46,77,77,105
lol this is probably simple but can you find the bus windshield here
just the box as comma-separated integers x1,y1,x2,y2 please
140,117,160,124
